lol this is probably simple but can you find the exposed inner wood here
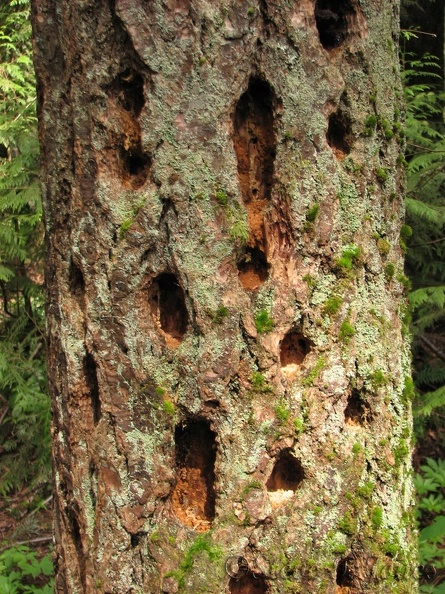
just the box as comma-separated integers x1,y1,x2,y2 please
148,273,189,347
280,331,311,367
344,390,367,426
171,421,216,531
233,78,276,289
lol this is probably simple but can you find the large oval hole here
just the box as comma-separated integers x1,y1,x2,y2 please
280,330,311,368
280,329,311,379
315,0,357,50
344,389,368,426
119,145,150,189
237,247,270,291
327,104,353,159
115,69,145,117
149,273,189,347
266,449,305,492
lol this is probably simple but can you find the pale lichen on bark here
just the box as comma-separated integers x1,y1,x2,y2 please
32,0,417,592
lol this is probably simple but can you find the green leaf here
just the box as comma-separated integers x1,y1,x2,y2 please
421,516,445,543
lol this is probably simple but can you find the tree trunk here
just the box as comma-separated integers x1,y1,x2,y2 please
32,0,417,592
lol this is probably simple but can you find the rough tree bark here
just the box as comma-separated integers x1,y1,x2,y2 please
32,0,417,592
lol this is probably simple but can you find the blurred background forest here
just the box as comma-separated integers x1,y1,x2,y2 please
0,0,444,591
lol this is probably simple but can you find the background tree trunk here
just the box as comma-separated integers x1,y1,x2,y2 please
32,0,417,592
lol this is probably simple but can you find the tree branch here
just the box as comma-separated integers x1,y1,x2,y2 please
420,335,445,364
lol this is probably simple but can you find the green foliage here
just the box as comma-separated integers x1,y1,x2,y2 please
376,238,391,256
352,443,363,455
379,117,394,140
400,224,413,242
401,48,445,432
215,192,249,245
338,511,356,535
163,399,175,415
384,263,395,280
0,0,50,496
119,218,133,238
402,375,415,404
414,386,445,418
0,545,54,593
293,417,304,434
254,310,274,333
357,481,374,499
302,273,316,288
375,167,388,184
371,506,383,530
415,459,445,592
369,369,387,389
364,114,377,135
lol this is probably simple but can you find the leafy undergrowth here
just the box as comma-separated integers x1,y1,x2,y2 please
0,545,53,594
402,37,445,593
415,459,445,593
0,489,53,594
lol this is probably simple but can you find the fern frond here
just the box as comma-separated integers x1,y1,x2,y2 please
416,365,445,388
414,386,445,416
405,198,445,225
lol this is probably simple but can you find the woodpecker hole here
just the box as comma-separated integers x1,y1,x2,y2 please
233,77,276,205
89,462,97,510
336,556,355,587
229,574,270,594
280,331,311,368
130,532,145,547
83,353,101,425
69,260,85,297
171,420,217,530
233,78,277,255
266,449,304,492
344,389,367,426
237,247,270,290
149,273,188,347
119,146,150,189
115,69,145,117
315,0,357,49
327,107,353,158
